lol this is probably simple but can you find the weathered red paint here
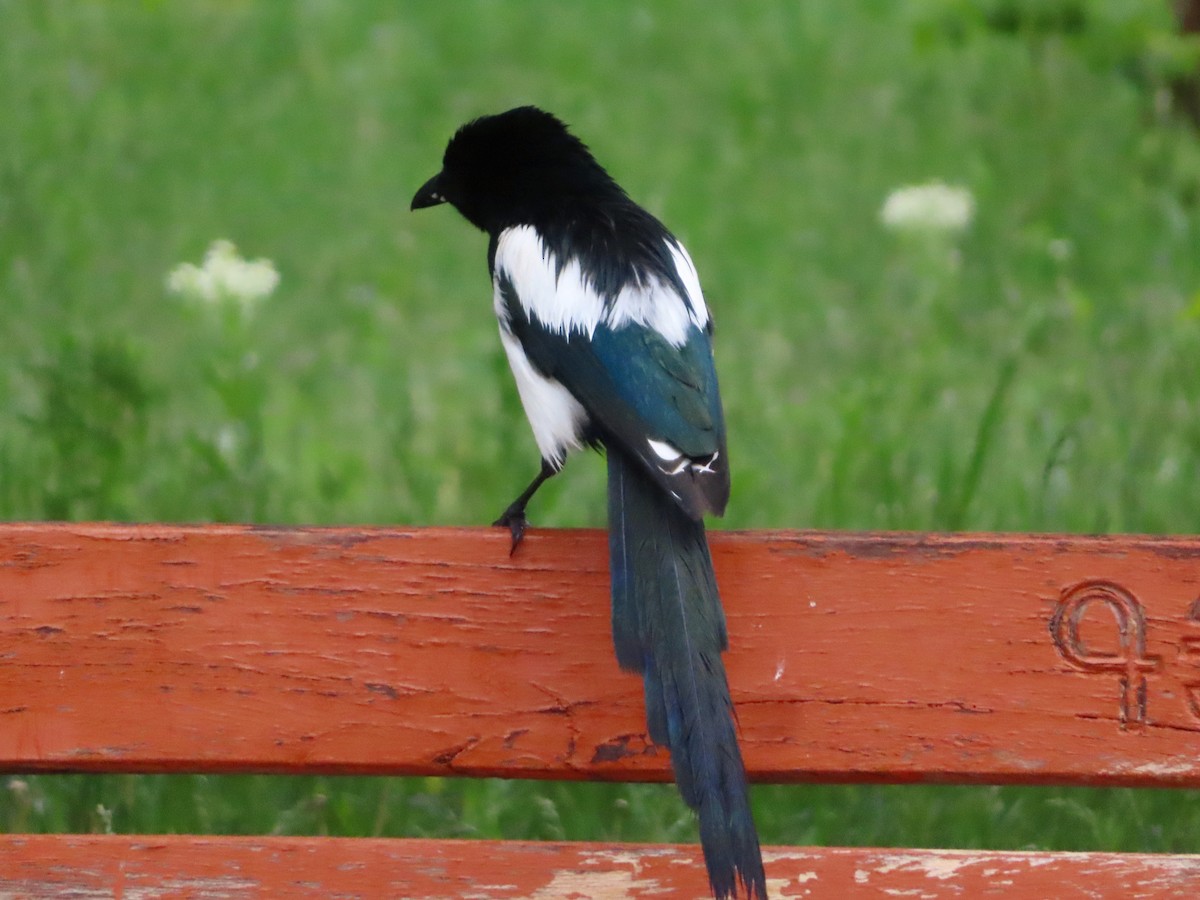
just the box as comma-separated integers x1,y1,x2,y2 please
5,524,1200,897
2,524,1200,785
2,835,1199,899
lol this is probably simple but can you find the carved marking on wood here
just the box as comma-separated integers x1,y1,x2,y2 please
1050,580,1159,730
1182,598,1200,723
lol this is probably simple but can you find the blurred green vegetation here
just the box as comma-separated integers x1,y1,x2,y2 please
2,0,1200,855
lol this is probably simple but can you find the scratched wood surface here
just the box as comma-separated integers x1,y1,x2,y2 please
2,523,1200,785
2,835,1198,899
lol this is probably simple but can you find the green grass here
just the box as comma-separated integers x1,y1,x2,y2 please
3,0,1200,856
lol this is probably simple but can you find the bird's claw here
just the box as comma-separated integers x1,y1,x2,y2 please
493,507,529,556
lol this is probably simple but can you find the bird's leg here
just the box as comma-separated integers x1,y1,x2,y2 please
493,460,558,554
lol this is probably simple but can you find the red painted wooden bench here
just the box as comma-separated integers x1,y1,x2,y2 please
2,523,1199,897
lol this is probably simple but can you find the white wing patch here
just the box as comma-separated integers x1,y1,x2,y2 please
493,225,708,348
645,437,721,478
493,226,604,338
647,438,682,461
666,239,709,330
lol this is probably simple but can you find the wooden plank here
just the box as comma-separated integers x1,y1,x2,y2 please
1,835,1197,899
2,523,1200,785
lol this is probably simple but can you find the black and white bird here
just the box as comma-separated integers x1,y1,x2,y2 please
411,106,766,900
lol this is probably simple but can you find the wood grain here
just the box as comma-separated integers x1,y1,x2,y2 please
2,835,1198,899
2,523,1200,785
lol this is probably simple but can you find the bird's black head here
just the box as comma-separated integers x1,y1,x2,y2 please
411,106,621,235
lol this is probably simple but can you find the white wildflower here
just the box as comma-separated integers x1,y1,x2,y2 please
1048,238,1072,262
215,423,242,461
880,182,974,234
167,240,279,312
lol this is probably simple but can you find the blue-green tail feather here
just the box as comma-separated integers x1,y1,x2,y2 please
607,447,766,900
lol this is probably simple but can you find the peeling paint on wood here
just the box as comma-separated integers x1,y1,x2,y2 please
1,836,1198,898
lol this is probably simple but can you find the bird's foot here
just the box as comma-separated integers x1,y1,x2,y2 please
492,505,529,556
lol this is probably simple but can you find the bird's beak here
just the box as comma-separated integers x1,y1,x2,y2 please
411,172,448,211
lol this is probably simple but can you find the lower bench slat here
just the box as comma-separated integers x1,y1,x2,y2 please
2,835,1197,899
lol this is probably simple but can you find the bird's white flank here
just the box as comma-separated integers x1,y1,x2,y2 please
495,321,589,468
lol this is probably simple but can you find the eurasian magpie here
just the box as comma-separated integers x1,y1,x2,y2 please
411,106,766,900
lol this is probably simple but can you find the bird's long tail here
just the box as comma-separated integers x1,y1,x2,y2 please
607,447,766,900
